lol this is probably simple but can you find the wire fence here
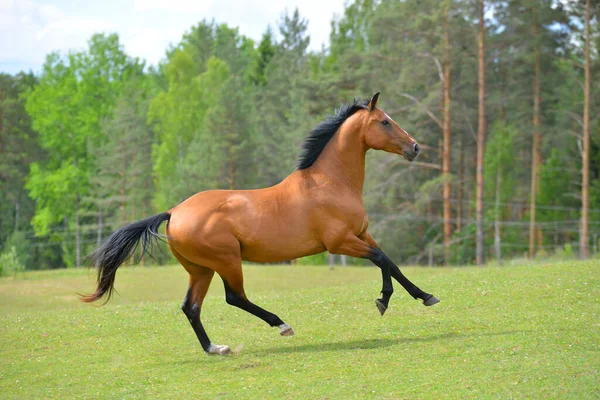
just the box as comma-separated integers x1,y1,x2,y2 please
5,194,598,267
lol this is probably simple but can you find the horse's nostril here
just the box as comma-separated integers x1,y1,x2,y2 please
413,143,420,154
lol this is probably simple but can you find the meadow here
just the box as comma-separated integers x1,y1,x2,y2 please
1,261,598,399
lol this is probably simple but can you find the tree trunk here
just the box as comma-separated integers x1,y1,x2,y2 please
73,140,81,268
442,3,452,264
476,0,486,265
14,200,20,232
494,169,502,265
529,8,542,259
0,89,4,153
428,244,434,267
469,151,476,224
230,157,237,190
96,209,103,268
75,192,81,268
121,138,128,225
580,0,590,259
97,209,103,246
457,135,464,233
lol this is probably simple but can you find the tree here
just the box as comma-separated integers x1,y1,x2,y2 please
528,5,543,259
150,23,258,208
580,0,591,259
250,28,276,87
1,1,597,269
442,0,453,263
254,8,313,185
148,48,205,209
91,74,155,244
484,122,518,263
201,74,255,189
0,73,43,267
25,34,139,267
476,0,486,265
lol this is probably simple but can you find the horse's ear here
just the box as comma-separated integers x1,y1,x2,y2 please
368,92,380,111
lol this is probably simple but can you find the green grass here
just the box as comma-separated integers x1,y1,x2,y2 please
1,262,599,399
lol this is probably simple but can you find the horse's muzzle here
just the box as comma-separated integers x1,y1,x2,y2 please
404,143,420,161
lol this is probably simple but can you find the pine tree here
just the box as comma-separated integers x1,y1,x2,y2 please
476,0,486,265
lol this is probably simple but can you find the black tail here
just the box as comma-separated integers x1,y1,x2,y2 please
80,212,171,304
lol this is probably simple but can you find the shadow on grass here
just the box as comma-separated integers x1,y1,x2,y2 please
157,330,532,366
251,329,531,356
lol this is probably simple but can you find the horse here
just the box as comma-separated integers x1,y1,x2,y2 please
81,92,439,355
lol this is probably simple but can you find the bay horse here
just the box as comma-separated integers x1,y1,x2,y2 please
81,92,439,355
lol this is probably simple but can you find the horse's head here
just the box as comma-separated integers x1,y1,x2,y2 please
362,92,420,161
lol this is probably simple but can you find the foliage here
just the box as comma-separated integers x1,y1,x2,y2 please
24,34,143,267
0,1,598,268
0,245,25,276
0,73,41,249
484,121,518,204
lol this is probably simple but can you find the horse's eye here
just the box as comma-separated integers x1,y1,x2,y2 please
381,120,389,126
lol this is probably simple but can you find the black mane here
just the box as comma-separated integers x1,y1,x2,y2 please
296,98,369,170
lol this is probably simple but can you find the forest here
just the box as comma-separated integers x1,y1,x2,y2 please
0,0,598,271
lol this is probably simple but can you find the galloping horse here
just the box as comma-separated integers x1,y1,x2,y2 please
81,92,439,355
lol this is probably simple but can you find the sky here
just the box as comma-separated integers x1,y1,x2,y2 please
0,0,346,75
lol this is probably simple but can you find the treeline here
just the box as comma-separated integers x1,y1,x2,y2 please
0,0,598,271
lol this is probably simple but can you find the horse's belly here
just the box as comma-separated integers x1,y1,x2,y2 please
240,234,325,263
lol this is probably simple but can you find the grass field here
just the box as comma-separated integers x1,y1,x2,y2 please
1,261,599,399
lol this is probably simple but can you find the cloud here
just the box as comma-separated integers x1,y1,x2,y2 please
132,0,211,13
0,0,345,74
0,0,114,73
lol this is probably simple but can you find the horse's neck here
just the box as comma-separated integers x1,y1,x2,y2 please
310,124,367,195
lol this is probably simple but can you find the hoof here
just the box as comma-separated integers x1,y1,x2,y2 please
423,295,440,307
207,344,231,355
375,299,388,316
279,323,295,336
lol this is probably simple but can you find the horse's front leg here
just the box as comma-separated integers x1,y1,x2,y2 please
360,231,440,308
368,246,395,315
325,233,394,315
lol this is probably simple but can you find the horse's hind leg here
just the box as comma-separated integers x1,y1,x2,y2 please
218,261,294,336
181,272,231,355
170,246,230,355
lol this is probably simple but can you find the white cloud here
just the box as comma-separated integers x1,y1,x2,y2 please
1,0,114,73
0,0,345,74
132,0,211,13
